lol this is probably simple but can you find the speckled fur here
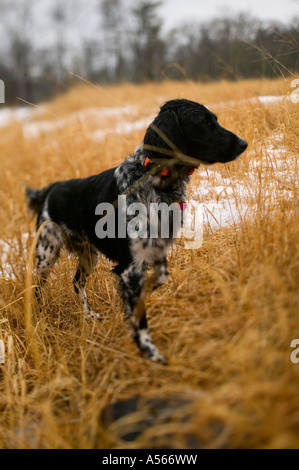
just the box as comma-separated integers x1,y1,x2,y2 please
26,99,247,364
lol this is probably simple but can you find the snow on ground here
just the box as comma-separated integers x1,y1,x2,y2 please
0,233,31,281
0,94,289,139
0,106,41,127
0,95,294,278
184,131,296,249
0,103,153,140
22,106,142,139
213,95,290,109
87,115,155,142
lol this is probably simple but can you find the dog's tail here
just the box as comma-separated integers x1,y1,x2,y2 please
25,183,54,215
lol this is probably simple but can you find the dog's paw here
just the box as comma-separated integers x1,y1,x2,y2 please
150,352,168,366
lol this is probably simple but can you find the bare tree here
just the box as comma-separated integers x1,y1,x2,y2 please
51,0,69,79
130,1,165,82
99,0,127,81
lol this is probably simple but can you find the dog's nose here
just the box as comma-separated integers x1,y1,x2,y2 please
238,138,248,152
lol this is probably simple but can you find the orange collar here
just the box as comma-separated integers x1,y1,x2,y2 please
144,156,195,176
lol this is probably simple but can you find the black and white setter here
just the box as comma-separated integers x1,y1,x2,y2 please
26,99,247,364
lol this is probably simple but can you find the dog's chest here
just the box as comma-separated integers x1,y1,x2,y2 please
127,186,184,265
115,157,187,266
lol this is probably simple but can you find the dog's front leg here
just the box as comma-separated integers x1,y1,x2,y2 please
119,262,167,365
153,257,169,290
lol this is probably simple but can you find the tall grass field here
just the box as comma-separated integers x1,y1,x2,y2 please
0,78,298,448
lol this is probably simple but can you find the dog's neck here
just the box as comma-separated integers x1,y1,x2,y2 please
115,145,192,203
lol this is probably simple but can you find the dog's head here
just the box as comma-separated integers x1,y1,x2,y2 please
143,99,247,166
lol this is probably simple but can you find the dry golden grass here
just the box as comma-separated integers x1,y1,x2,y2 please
0,77,298,448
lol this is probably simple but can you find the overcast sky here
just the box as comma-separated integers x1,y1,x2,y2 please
1,0,297,56
159,0,298,30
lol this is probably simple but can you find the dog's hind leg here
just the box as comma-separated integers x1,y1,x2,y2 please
35,221,62,305
73,245,99,320
119,261,167,365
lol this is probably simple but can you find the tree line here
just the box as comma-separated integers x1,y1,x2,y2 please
0,0,298,105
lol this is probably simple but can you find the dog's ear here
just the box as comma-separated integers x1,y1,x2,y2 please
143,108,187,161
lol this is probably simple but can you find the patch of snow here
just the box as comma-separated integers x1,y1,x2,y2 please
23,119,66,139
87,115,155,141
212,95,290,109
256,95,287,105
0,233,31,280
182,129,296,248
22,105,141,139
0,106,41,127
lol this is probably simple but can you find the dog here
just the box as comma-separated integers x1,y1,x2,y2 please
26,99,247,364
